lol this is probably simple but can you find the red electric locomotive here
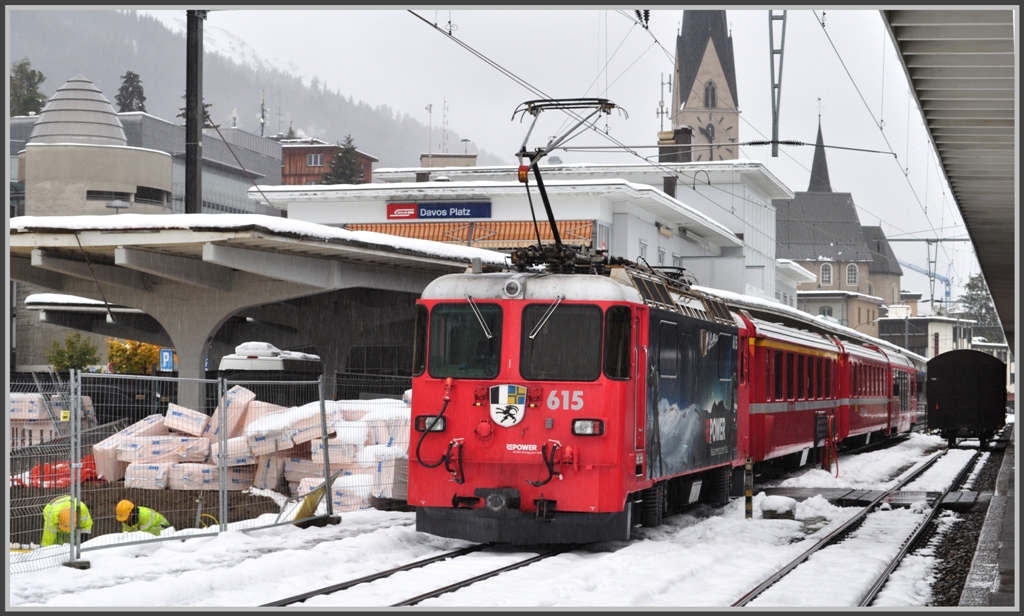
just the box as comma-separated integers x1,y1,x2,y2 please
407,98,924,544
409,264,742,543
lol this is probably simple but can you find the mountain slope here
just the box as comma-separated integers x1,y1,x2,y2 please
8,9,506,168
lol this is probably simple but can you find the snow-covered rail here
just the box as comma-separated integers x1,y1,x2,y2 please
859,449,981,606
733,449,957,607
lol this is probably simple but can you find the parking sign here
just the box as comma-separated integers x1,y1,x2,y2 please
159,348,174,372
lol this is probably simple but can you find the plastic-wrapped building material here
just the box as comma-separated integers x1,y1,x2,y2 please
358,445,409,499
92,415,169,481
168,463,218,490
9,393,46,420
211,436,256,466
310,438,359,465
225,466,255,491
362,406,411,450
164,403,210,436
243,401,287,431
331,421,371,446
124,462,171,489
253,454,284,490
331,474,374,512
116,436,211,464
203,385,256,440
248,432,295,456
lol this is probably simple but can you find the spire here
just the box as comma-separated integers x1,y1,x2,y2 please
807,119,832,192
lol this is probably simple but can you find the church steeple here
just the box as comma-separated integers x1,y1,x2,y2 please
807,120,832,192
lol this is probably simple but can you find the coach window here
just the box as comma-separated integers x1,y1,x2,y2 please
765,351,772,400
806,356,813,399
774,350,783,400
412,305,428,376
794,354,802,399
429,302,503,379
603,306,631,380
521,304,602,381
786,353,795,400
816,358,823,399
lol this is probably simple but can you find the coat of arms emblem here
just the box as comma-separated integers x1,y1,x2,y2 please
490,384,527,427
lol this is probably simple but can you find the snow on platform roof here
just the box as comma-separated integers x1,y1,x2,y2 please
10,213,509,267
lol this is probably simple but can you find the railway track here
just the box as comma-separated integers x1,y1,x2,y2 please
261,542,577,607
734,447,981,607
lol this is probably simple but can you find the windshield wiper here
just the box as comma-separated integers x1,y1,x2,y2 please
465,295,493,339
528,294,565,339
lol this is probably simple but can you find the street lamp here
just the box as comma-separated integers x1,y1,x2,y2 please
461,138,471,154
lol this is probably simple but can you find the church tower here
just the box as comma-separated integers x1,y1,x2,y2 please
670,10,740,161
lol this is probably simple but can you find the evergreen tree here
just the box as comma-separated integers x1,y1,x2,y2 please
45,332,100,372
115,69,146,112
320,135,364,185
176,94,218,128
956,273,1004,343
285,122,297,139
9,57,47,116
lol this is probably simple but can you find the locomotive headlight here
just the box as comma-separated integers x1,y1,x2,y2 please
572,419,604,436
415,416,446,432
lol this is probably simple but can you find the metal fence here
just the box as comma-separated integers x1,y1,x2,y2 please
9,371,412,574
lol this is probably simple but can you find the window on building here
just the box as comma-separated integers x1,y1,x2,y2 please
639,240,648,260
704,81,717,108
821,263,832,285
868,282,874,296
820,306,833,317
858,306,862,325
846,264,858,286
892,285,898,304
657,248,666,266
307,153,324,167
672,254,683,267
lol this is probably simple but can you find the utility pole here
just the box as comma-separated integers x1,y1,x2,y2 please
888,237,971,311
768,10,787,157
657,73,671,132
185,9,207,214
259,89,266,137
425,103,433,165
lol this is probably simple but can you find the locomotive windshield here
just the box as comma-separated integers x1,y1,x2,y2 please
428,303,503,379
521,304,602,381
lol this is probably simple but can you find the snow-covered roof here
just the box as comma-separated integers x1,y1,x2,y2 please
797,290,886,304
249,178,743,248
372,160,793,200
10,213,509,268
775,259,817,283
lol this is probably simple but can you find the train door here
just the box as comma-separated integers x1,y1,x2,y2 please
632,305,648,478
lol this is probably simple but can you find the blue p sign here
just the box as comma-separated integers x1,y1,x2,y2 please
159,349,174,372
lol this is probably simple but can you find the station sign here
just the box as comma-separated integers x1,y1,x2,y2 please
387,201,491,220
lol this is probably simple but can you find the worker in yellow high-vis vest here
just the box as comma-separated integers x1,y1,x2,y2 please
41,495,93,547
116,500,170,536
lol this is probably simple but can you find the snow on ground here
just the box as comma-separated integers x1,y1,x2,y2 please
8,433,967,607
775,432,946,490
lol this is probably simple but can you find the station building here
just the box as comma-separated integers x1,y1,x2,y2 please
249,160,810,303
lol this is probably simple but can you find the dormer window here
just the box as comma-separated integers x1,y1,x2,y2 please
704,81,717,108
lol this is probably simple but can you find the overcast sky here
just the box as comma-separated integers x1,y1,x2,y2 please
138,7,983,308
